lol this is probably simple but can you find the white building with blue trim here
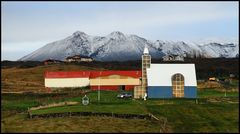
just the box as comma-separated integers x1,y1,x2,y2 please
146,64,197,98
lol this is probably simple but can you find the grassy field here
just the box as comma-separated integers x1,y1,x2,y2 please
198,88,239,98
146,103,239,133
1,63,239,133
1,89,239,133
1,112,163,133
1,91,166,133
30,91,147,115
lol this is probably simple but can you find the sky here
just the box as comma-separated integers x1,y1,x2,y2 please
1,1,239,61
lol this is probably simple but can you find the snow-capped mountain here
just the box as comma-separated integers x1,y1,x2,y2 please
19,31,239,61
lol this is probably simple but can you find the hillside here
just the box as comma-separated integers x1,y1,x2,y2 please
2,58,239,93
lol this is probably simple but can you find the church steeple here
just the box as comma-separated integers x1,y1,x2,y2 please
134,45,151,99
143,45,149,55
140,45,151,99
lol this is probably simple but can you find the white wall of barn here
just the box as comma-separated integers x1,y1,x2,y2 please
90,79,140,86
45,78,90,88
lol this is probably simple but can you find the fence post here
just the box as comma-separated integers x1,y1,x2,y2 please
195,99,198,104
29,112,32,119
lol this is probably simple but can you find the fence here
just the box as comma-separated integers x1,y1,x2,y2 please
28,111,152,120
29,101,78,111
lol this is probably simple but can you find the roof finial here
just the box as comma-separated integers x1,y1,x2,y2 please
143,45,149,55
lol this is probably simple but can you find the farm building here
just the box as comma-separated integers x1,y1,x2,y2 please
43,59,62,65
146,64,197,98
65,55,93,62
162,54,184,61
208,77,217,81
89,71,141,90
45,71,141,90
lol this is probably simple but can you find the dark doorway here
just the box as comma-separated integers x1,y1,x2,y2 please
119,85,125,91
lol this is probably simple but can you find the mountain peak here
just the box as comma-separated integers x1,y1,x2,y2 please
108,31,126,40
72,31,87,37
110,31,124,35
109,31,126,37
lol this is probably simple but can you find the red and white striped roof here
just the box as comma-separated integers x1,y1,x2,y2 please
45,71,90,78
45,70,141,78
89,71,141,78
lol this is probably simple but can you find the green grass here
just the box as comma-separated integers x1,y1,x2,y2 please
1,91,163,133
146,103,239,133
1,93,69,111
198,88,239,98
30,102,145,115
2,94,40,111
1,89,239,133
30,90,146,115
231,79,239,87
1,113,163,133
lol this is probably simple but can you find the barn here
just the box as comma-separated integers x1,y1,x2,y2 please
146,64,197,98
45,70,141,90
89,71,141,90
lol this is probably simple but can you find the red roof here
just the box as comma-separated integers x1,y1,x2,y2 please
45,70,141,78
89,71,141,78
45,71,90,78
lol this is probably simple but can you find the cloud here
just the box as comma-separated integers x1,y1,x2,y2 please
2,2,238,43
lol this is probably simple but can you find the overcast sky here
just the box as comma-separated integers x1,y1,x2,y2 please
1,1,239,61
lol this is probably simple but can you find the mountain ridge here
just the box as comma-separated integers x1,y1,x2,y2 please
19,31,239,61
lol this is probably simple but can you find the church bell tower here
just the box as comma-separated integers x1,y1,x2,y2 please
141,45,151,96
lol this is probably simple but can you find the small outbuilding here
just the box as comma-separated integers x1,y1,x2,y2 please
43,59,62,65
162,54,184,61
65,55,93,62
208,77,216,81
